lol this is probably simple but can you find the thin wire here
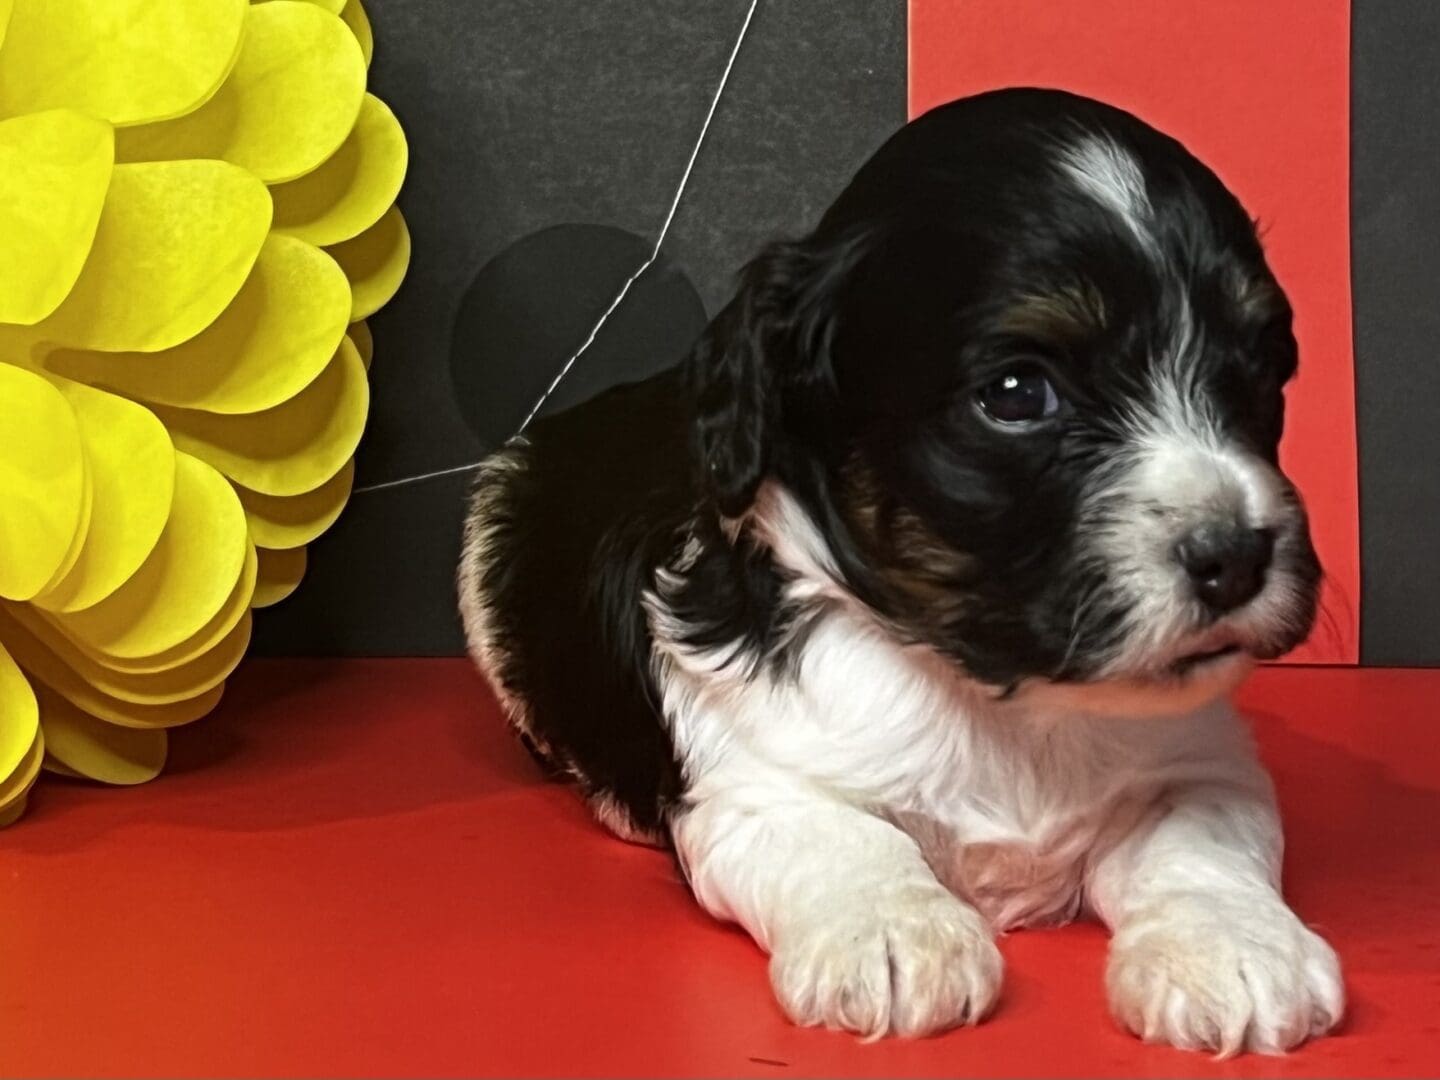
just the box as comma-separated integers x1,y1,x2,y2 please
518,0,758,435
353,0,761,495
350,459,486,495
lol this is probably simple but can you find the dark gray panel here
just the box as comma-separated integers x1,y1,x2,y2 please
1352,0,1440,664
449,224,707,446
253,0,905,655
259,471,474,657
660,2,906,313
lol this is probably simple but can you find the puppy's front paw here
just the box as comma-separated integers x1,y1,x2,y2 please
770,885,1002,1039
1107,892,1343,1055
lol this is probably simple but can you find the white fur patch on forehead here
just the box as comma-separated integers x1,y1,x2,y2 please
1058,135,1154,247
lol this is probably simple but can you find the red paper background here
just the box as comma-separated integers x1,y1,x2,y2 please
908,0,1359,664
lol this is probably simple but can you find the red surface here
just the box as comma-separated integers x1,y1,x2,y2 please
3,659,1438,1077
908,0,1361,665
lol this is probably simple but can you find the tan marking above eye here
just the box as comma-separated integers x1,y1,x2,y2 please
999,284,1107,341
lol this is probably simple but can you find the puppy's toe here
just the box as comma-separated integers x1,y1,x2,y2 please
769,885,1002,1039
1106,892,1343,1055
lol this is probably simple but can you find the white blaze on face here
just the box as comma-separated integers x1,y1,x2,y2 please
1082,358,1299,681
1052,131,1309,688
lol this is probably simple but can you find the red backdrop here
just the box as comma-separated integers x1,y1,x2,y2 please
909,0,1358,664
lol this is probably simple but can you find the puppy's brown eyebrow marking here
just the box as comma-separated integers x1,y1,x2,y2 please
1001,284,1108,340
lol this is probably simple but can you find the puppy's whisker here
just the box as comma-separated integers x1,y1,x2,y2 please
1055,585,1103,679
1308,570,1350,655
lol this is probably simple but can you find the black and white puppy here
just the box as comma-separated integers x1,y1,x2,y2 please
458,88,1342,1054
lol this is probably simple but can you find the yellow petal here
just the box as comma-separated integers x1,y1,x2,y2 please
253,545,308,608
43,757,84,779
0,110,114,325
0,639,39,792
0,605,225,729
34,379,176,613
157,335,369,496
240,459,354,549
0,365,85,600
50,454,249,659
34,160,272,353
116,1,366,184
0,0,13,53
350,321,373,368
0,795,29,826
52,539,257,676
271,94,408,247
10,542,252,683
38,684,166,785
45,235,351,415
0,728,43,826
341,0,373,68
0,0,246,126
7,600,251,706
258,0,347,16
39,455,94,598
328,204,410,320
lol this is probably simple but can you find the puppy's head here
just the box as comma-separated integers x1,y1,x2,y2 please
691,88,1319,716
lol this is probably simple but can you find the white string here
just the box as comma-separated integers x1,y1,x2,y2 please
354,0,761,495
349,459,490,495
517,0,760,433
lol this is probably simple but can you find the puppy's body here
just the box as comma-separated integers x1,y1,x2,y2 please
460,89,1343,1053
458,370,693,840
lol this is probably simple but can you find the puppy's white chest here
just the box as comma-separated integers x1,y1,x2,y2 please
893,796,1106,930
661,595,1155,930
941,838,1088,929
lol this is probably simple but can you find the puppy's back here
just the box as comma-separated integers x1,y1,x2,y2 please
457,366,694,842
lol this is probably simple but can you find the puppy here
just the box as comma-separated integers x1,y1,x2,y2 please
458,87,1343,1054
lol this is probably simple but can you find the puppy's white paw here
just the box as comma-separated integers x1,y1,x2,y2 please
769,885,1002,1039
1107,892,1344,1056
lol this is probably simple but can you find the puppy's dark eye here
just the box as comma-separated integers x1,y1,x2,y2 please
976,367,1062,426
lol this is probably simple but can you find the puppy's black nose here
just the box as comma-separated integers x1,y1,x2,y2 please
1175,523,1274,614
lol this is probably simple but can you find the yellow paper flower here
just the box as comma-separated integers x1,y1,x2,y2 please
0,0,409,823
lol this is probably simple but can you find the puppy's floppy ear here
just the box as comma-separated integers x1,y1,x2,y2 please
690,231,869,517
